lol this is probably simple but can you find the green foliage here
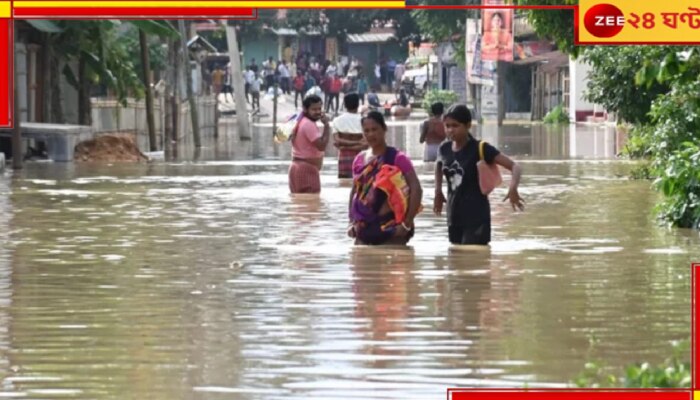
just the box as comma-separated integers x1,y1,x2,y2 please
515,0,579,57
49,21,141,105
410,0,478,67
286,10,379,38
583,47,671,124
542,104,569,124
622,125,653,159
645,81,700,228
422,90,459,112
573,341,691,388
129,20,179,39
235,9,282,39
410,0,479,42
121,27,169,82
38,20,179,107
612,48,700,228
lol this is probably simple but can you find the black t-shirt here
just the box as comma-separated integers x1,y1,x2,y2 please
437,137,500,226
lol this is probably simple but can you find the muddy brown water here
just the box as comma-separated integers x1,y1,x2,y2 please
0,122,696,398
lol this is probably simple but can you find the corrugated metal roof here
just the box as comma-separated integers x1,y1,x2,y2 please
347,32,396,43
187,35,218,53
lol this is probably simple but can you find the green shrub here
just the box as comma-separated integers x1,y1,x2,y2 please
573,341,691,388
421,90,459,114
543,104,570,124
644,81,700,228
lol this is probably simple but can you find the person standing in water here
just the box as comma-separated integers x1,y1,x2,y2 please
332,93,366,179
289,95,331,194
419,102,447,162
348,111,423,245
434,104,524,245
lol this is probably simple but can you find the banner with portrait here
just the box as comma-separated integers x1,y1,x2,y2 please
481,0,514,62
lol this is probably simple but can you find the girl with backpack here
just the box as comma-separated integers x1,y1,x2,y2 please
434,104,524,245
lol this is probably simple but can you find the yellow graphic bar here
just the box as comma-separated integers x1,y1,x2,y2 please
0,2,10,17
579,0,700,44
14,1,405,8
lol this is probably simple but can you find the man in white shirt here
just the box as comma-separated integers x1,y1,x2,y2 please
244,67,256,104
249,74,262,111
326,63,337,77
278,61,291,94
332,93,367,179
262,57,275,89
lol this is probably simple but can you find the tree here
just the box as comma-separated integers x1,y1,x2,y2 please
627,47,700,228
582,46,671,124
139,29,157,152
411,0,479,42
286,10,376,38
514,0,578,56
26,20,178,124
409,0,480,68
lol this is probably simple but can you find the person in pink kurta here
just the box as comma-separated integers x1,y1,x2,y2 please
289,95,331,194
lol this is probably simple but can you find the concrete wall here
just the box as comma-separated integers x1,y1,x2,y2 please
91,95,217,151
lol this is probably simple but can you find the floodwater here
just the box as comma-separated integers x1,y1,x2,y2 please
0,122,697,399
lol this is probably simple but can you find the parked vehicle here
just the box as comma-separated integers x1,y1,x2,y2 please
400,63,435,99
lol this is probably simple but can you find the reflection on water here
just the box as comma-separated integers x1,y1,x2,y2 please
174,119,628,162
0,123,696,399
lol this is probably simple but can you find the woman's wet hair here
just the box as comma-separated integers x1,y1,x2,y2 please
361,111,387,130
444,104,473,125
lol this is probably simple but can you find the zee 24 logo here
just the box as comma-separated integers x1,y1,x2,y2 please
584,3,700,38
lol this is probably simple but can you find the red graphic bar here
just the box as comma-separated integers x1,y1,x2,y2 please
0,19,10,128
406,4,577,8
449,390,692,400
14,7,256,18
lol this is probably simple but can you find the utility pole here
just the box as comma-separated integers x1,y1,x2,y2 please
178,20,201,148
272,80,278,139
139,29,158,152
224,24,251,140
12,84,22,169
12,21,22,170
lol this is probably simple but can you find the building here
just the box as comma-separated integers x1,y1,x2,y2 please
569,57,607,123
346,29,405,88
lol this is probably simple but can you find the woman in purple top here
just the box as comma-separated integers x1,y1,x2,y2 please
347,111,423,245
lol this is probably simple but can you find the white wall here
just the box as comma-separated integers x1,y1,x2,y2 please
569,56,598,120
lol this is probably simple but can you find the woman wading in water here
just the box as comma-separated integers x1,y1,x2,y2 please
348,111,423,245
